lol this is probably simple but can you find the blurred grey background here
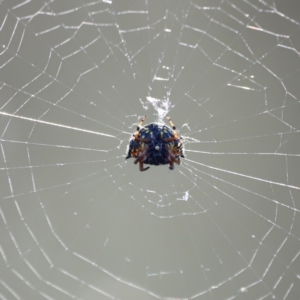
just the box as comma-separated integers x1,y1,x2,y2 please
0,0,300,299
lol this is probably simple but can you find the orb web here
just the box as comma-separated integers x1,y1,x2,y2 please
0,1,300,299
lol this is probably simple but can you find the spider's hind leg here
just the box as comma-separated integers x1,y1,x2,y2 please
169,161,174,170
139,162,150,172
134,146,150,171
134,157,150,172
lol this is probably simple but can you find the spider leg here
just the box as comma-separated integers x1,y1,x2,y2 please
139,162,150,172
163,115,179,143
133,116,146,139
126,144,135,159
127,116,147,159
135,137,151,143
178,137,185,158
169,161,174,170
134,157,150,171
166,146,180,170
133,146,150,171
134,157,140,164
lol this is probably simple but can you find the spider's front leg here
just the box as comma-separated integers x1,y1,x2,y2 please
178,137,185,158
163,115,179,143
133,115,146,140
133,116,151,143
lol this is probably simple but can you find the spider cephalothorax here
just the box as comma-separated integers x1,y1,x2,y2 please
126,116,184,171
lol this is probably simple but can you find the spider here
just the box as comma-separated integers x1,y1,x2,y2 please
125,116,184,171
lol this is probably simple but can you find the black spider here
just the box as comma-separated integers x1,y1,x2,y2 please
126,116,184,171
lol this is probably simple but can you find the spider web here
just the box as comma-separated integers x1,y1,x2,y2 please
0,0,300,299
